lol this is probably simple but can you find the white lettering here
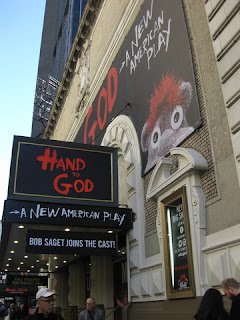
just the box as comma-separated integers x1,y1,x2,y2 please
66,239,83,247
85,239,96,248
44,238,65,246
119,0,172,74
20,208,27,218
98,240,115,249
29,238,42,246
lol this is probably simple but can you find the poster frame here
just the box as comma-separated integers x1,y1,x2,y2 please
161,187,195,299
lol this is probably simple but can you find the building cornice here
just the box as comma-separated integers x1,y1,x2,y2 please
44,0,104,139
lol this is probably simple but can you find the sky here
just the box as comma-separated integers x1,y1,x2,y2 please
0,1,46,218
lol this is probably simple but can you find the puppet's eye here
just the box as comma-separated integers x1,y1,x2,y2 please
151,126,161,149
171,105,184,130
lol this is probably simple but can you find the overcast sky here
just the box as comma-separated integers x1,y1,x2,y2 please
0,1,46,218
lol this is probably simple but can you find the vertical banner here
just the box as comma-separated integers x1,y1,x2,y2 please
75,0,201,175
166,200,190,290
161,188,195,299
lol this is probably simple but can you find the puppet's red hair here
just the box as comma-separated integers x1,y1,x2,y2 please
146,73,187,133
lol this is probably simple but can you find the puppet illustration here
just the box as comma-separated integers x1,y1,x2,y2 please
178,274,188,289
141,73,194,173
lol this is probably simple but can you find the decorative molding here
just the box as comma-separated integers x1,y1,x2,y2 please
44,0,105,139
130,275,140,297
226,89,240,109
147,148,208,296
151,269,164,295
212,3,240,41
203,224,240,285
208,0,226,22
147,148,208,200
229,245,240,279
206,252,227,287
222,59,240,84
231,120,240,135
217,31,240,62
140,273,151,296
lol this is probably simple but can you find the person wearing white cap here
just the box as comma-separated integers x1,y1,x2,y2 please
23,288,64,320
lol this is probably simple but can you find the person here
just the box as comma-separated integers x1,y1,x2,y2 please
222,278,240,320
15,304,27,320
78,297,104,320
23,288,64,320
0,300,8,320
194,288,229,320
9,303,16,320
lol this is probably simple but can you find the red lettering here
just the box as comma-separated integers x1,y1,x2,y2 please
76,158,86,170
107,67,118,113
88,121,97,145
65,158,75,171
37,148,58,171
84,105,97,144
83,67,118,144
74,180,84,192
5,288,28,293
37,149,86,171
53,174,72,195
97,87,108,130
56,157,66,171
53,174,94,195
174,264,188,271
85,179,94,192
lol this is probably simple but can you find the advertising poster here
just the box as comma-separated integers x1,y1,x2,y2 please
165,197,190,291
75,0,201,175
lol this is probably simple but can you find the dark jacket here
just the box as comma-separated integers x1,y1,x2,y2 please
194,310,229,320
230,293,240,320
15,309,27,320
24,311,64,320
9,309,16,320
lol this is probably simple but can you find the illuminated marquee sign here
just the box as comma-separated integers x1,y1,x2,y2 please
6,275,48,286
26,230,118,255
4,199,133,230
0,285,38,296
8,136,118,207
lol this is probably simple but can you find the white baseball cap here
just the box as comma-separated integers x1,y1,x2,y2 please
36,288,56,300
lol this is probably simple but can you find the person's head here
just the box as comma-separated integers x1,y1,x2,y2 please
10,303,14,310
86,297,96,312
36,288,56,315
194,288,225,320
222,278,240,300
19,304,24,311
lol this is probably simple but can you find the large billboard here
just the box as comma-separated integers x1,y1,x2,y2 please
8,136,118,206
75,0,201,174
